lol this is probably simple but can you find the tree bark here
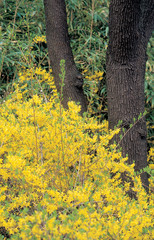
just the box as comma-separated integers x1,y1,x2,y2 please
43,0,87,114
106,0,154,192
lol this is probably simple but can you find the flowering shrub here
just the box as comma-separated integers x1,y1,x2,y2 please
0,67,153,239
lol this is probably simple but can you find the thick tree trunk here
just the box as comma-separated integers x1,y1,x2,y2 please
43,0,87,114
106,0,154,192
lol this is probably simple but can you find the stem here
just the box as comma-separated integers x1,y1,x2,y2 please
31,73,39,162
89,0,94,50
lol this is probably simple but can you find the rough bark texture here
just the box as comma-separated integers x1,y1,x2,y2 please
43,0,87,114
107,0,154,192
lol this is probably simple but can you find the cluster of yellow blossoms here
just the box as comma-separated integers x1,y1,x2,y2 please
32,35,47,44
0,67,153,239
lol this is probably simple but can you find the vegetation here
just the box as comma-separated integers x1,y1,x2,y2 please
0,66,153,239
0,0,153,239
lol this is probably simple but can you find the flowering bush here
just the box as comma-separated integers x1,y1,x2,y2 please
0,67,153,239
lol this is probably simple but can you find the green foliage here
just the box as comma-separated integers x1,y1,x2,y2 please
145,35,154,148
145,35,154,107
0,0,45,96
66,0,109,73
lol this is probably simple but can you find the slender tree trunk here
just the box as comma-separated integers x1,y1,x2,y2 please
44,0,87,114
106,0,154,192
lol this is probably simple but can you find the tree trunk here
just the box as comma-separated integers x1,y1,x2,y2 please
43,0,87,114
106,0,154,192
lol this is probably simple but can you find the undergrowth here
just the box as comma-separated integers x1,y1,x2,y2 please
0,66,154,240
